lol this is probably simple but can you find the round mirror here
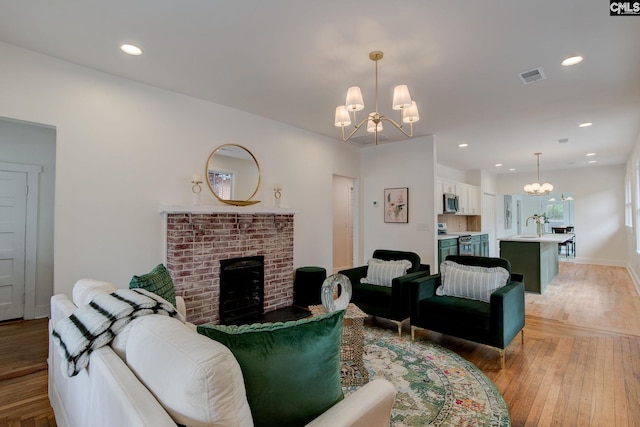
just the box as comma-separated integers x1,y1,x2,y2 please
206,144,261,206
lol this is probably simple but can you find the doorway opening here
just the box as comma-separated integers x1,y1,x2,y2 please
0,118,55,321
332,175,356,273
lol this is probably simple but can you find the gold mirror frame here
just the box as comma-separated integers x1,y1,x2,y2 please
205,144,261,206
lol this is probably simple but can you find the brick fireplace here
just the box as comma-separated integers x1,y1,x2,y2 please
162,207,295,325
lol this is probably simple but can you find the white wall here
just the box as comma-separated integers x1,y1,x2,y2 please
498,164,627,266
360,136,437,268
0,41,361,300
0,119,56,316
625,131,640,292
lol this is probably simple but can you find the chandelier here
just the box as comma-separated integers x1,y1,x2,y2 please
334,51,419,145
524,152,553,196
548,193,574,202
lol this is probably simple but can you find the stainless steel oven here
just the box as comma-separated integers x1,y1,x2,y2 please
458,235,473,255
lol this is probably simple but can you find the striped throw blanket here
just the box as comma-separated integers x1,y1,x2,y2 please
52,288,184,377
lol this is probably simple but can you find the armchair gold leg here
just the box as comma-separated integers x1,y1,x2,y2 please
411,325,416,341
499,349,505,369
521,330,525,345
390,320,403,337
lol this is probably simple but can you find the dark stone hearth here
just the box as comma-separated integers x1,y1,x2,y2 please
260,306,311,323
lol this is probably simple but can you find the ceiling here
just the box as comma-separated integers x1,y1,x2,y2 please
1,0,639,175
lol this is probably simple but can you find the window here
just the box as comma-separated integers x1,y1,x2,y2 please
209,171,234,200
635,159,640,251
625,171,632,227
545,203,564,221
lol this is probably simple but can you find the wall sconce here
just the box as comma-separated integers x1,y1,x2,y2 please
191,173,203,205
274,184,282,208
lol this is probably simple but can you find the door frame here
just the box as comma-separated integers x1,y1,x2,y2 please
0,161,41,319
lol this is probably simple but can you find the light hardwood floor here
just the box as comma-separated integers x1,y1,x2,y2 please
1,262,639,426
406,262,640,427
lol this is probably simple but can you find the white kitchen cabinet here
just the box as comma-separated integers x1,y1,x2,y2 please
456,183,469,215
437,178,480,216
467,185,480,215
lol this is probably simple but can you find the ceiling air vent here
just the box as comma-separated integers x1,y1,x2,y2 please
350,133,389,145
557,138,569,144
518,67,546,84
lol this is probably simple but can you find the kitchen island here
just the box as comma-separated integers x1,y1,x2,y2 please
498,234,572,294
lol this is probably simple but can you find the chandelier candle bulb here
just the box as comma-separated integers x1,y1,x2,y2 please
334,106,351,127
392,85,412,110
345,87,364,111
403,101,420,123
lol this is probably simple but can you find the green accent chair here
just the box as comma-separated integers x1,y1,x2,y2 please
409,255,525,368
339,249,430,336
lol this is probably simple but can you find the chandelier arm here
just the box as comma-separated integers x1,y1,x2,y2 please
379,116,414,137
341,116,372,142
374,55,379,118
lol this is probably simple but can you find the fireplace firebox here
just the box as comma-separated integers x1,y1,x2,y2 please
219,256,264,325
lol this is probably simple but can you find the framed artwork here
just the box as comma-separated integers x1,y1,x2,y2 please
384,188,409,223
504,195,513,229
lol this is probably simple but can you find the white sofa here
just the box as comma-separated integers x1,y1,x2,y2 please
48,279,397,427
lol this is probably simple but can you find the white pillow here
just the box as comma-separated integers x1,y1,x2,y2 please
361,258,413,287
126,315,253,426
436,260,509,303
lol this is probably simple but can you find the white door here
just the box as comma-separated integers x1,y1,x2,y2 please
0,170,27,321
333,175,354,273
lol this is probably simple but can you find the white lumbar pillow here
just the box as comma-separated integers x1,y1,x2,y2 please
437,260,509,303
361,258,413,287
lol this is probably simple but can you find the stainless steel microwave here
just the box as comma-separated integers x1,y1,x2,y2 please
443,193,459,213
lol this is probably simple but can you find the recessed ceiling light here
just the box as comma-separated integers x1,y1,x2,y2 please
508,168,516,172
458,143,468,148
586,152,596,157
495,163,503,167
562,56,583,66
121,44,142,56
588,160,598,164
579,122,593,128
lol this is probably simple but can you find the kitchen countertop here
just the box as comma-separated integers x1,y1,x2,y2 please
498,234,574,243
437,232,486,240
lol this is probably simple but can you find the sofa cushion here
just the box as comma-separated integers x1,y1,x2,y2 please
437,260,509,303
129,264,176,307
125,315,253,427
197,310,345,427
361,258,412,287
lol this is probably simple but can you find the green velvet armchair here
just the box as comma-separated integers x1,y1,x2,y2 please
339,249,430,336
409,255,525,368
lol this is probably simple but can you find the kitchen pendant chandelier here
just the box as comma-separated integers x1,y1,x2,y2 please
524,152,554,196
549,193,574,202
334,51,419,145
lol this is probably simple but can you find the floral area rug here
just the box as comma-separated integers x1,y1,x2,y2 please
343,327,510,427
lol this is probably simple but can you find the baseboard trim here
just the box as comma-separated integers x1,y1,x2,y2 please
626,263,640,296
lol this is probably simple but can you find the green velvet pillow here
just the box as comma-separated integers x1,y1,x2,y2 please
197,310,345,427
129,264,176,307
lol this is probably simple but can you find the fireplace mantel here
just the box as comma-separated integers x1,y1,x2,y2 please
160,204,297,215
